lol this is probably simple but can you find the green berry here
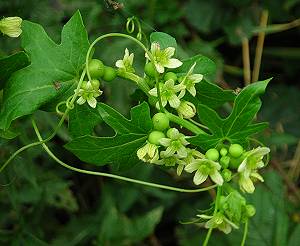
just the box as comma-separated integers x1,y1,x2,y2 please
220,156,230,168
88,59,105,78
164,72,177,82
81,81,88,90
205,148,219,161
148,131,165,145
220,148,228,156
229,144,244,158
222,169,232,182
229,156,244,169
152,113,169,131
144,62,156,77
245,204,256,217
91,79,100,90
103,66,117,81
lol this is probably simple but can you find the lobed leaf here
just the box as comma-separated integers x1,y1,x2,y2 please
0,11,89,130
189,79,271,150
65,102,153,167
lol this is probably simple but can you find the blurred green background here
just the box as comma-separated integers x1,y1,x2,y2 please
0,0,300,245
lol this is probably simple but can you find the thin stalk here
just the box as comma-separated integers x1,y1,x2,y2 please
189,118,209,130
166,112,207,135
203,186,222,246
155,75,164,112
242,37,251,85
241,219,249,246
252,10,269,82
32,119,217,194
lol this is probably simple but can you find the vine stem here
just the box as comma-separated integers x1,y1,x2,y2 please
241,219,249,246
203,186,222,246
242,37,251,86
31,119,217,193
0,69,87,173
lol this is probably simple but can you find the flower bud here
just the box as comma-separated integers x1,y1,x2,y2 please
245,204,256,217
176,100,196,119
222,169,232,182
0,17,22,37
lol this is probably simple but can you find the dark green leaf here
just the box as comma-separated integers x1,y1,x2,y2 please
0,11,89,130
173,54,216,76
65,102,152,167
189,79,270,150
0,52,30,89
288,224,300,246
68,104,102,138
150,32,177,49
185,79,235,109
0,128,19,139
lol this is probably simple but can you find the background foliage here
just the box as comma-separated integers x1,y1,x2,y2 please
0,0,300,245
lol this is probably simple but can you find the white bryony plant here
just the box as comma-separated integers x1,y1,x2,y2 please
145,42,182,73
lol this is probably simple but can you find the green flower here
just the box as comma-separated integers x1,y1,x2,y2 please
137,142,159,163
179,62,203,96
198,213,238,234
0,17,22,37
115,48,135,72
149,79,185,109
185,158,223,186
76,81,102,108
176,148,204,176
145,42,182,73
237,147,270,193
176,100,196,119
154,151,181,167
159,128,189,158
239,169,264,193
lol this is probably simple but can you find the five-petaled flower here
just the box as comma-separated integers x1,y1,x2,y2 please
145,42,182,73
185,158,224,186
149,79,185,109
237,147,270,193
179,62,203,96
76,81,102,108
115,48,135,73
159,128,189,158
198,213,239,234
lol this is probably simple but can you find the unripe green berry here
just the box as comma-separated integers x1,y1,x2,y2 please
88,59,105,78
245,204,256,217
205,148,219,161
144,62,157,77
229,156,244,169
164,72,177,82
148,131,165,145
229,144,244,158
81,81,88,90
152,113,169,131
222,169,232,182
220,156,230,169
91,79,100,90
102,66,117,81
166,128,176,138
220,148,228,156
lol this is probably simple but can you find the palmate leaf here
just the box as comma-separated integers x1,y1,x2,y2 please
0,11,89,130
189,79,271,150
65,102,153,168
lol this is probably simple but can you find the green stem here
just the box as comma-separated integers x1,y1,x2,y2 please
203,186,222,246
155,75,164,112
31,119,217,193
117,71,150,95
189,118,209,130
165,112,207,135
85,33,154,82
241,220,249,246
